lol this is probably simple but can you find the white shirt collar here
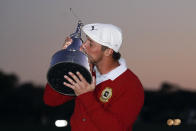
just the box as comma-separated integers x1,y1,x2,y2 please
94,58,127,85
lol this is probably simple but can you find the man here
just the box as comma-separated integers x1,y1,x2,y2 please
43,23,144,131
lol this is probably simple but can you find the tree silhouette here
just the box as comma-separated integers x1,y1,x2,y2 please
0,70,18,93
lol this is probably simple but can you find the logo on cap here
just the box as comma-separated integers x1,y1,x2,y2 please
91,26,97,31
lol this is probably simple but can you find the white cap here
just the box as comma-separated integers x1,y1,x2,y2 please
82,23,122,52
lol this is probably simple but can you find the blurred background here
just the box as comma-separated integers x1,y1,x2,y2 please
0,0,196,130
1,70,196,130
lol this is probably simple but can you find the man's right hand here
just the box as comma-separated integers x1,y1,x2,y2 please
62,37,72,49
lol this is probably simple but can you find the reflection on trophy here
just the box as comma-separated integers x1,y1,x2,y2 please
47,21,92,96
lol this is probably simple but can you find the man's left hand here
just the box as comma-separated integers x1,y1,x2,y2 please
63,72,96,96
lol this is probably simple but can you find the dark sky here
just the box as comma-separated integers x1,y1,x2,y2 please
0,0,196,91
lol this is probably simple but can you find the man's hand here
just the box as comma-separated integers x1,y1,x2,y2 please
63,72,96,96
62,37,72,49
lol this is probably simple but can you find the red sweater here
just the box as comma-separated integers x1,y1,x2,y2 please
43,69,144,131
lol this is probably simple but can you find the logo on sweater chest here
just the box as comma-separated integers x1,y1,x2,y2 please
99,87,112,103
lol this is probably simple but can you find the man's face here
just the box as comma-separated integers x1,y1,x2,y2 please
80,36,104,64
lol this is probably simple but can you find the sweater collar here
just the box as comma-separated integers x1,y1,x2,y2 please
94,58,127,85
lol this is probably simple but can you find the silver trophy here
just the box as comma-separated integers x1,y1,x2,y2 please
47,21,92,96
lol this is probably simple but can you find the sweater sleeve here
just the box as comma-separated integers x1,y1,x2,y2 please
43,83,74,106
73,83,144,131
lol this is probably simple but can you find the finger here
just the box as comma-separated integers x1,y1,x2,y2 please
76,72,87,84
62,37,72,49
65,36,72,42
66,36,70,40
64,74,82,90
62,44,68,49
68,72,84,89
68,72,81,83
64,75,76,85
63,42,72,49
63,81,75,90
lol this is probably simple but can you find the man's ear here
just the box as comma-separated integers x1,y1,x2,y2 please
104,48,113,56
